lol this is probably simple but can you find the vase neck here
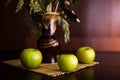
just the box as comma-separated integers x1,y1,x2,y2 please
41,13,59,36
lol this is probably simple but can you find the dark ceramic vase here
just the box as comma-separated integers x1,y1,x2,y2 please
37,12,61,63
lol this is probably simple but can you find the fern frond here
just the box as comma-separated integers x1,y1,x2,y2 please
15,0,24,13
29,0,47,14
24,14,42,36
57,16,70,43
5,0,12,7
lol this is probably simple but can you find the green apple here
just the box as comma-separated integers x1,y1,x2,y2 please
20,48,42,69
76,46,95,64
58,54,78,72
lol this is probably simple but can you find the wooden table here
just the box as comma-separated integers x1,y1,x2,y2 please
0,51,120,80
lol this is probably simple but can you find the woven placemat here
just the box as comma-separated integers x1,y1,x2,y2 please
3,59,99,77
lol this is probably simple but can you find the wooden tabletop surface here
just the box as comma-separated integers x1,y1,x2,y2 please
0,51,120,80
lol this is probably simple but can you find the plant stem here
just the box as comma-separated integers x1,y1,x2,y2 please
55,1,59,12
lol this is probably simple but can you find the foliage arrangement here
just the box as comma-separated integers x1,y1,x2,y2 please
6,0,80,43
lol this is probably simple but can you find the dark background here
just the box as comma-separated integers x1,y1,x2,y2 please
1,0,120,51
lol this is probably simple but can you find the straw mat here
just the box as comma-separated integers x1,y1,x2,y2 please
3,59,99,77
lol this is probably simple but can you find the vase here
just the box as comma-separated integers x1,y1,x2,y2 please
37,12,61,63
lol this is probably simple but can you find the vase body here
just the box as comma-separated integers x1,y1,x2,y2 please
37,12,60,63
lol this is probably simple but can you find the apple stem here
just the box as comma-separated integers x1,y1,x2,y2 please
86,48,90,50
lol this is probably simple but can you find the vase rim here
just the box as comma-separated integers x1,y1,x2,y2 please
39,12,60,16
45,12,59,15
